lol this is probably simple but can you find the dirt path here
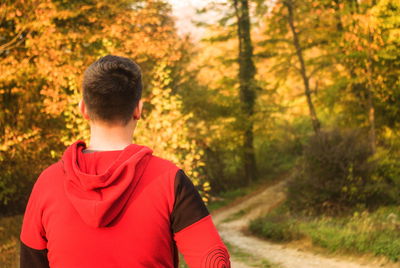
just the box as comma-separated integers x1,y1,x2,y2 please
212,180,395,268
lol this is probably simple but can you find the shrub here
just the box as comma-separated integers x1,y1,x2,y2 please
369,148,400,206
249,206,302,242
287,129,395,215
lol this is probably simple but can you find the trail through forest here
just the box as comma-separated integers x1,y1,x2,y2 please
212,180,396,268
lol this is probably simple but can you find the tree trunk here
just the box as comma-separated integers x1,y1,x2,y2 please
233,0,257,184
366,89,376,153
285,0,321,134
366,28,376,153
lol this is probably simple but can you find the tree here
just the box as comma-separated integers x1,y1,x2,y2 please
327,0,400,151
233,0,258,183
0,0,186,213
135,63,209,199
260,0,331,135
283,0,321,134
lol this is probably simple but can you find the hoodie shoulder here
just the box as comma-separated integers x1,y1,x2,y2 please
34,161,64,189
147,155,180,175
142,155,180,214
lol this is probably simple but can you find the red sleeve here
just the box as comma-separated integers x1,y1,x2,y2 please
171,170,230,267
174,215,230,268
20,176,48,250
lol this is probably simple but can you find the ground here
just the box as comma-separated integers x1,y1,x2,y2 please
212,180,400,268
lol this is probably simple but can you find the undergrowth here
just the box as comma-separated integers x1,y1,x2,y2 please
250,205,400,262
207,182,264,212
0,215,22,268
224,241,280,268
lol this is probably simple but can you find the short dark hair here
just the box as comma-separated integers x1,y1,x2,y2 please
82,55,142,125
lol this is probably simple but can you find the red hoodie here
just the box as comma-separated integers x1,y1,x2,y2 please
20,141,230,268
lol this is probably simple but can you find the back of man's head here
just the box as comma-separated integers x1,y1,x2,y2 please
82,55,142,125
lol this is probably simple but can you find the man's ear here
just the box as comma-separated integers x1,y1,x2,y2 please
133,100,143,120
79,99,90,120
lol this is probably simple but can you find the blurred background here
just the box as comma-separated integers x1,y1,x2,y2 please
0,0,399,267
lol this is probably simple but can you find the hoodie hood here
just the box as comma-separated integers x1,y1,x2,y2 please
62,140,153,228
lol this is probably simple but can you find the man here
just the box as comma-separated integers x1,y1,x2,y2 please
20,55,230,267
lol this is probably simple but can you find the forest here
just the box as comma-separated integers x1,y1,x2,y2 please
1,0,399,266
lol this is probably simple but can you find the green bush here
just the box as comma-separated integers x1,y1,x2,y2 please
370,148,400,206
250,206,302,242
287,129,397,215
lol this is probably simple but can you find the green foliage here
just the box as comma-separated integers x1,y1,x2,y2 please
249,205,302,242
369,148,400,205
204,144,245,192
255,116,311,178
287,129,398,215
255,138,298,178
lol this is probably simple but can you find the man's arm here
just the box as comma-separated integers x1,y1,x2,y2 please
171,170,230,267
20,178,50,268
20,242,50,268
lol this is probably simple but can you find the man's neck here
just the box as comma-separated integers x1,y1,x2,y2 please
87,120,137,151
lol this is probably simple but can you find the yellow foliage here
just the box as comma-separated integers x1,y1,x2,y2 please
135,63,209,196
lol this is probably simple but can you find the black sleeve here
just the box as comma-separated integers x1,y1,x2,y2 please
170,170,210,233
20,241,50,268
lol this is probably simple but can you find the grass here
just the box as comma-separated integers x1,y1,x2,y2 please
178,253,189,268
224,241,280,268
206,176,280,213
250,204,400,262
0,215,22,268
222,208,248,223
207,187,254,212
